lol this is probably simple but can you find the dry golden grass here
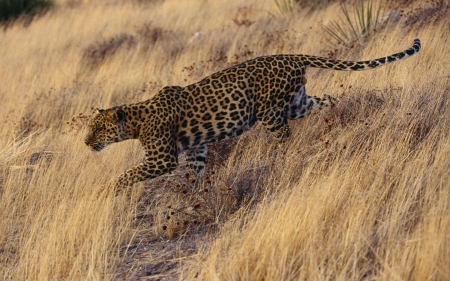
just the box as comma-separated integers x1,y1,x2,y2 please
0,0,449,280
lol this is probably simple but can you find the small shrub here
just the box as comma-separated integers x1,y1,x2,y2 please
134,23,184,58
135,24,167,50
0,0,53,24
403,0,450,31
323,0,389,46
82,33,136,69
274,0,296,13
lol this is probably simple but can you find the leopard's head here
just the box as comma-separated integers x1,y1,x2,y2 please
85,108,125,152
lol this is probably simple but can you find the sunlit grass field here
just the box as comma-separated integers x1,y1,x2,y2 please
1,0,449,280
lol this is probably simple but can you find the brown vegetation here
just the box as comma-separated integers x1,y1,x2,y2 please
0,0,448,280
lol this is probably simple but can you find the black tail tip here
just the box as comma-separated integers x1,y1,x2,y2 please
411,38,421,52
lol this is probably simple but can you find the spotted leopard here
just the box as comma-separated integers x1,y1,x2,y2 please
85,39,421,192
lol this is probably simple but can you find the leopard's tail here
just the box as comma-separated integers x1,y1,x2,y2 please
301,38,421,71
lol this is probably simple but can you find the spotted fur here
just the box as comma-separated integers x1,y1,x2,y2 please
85,39,421,192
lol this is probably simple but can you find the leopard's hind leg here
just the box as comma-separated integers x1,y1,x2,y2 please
257,110,291,142
186,145,207,178
286,85,336,120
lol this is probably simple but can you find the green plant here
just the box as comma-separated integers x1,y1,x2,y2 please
0,0,53,24
274,0,296,13
323,0,389,46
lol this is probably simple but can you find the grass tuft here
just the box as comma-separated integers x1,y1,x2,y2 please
323,0,389,47
274,0,296,13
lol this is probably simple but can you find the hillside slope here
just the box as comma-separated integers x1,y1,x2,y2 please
0,0,449,280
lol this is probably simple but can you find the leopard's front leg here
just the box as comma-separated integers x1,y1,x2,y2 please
95,157,177,197
110,131,179,194
114,156,178,193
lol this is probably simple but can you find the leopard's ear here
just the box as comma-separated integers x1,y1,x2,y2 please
104,109,125,123
97,108,105,113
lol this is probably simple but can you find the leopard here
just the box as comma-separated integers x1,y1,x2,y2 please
85,38,421,193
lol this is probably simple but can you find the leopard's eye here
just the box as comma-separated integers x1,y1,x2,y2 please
94,122,105,131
